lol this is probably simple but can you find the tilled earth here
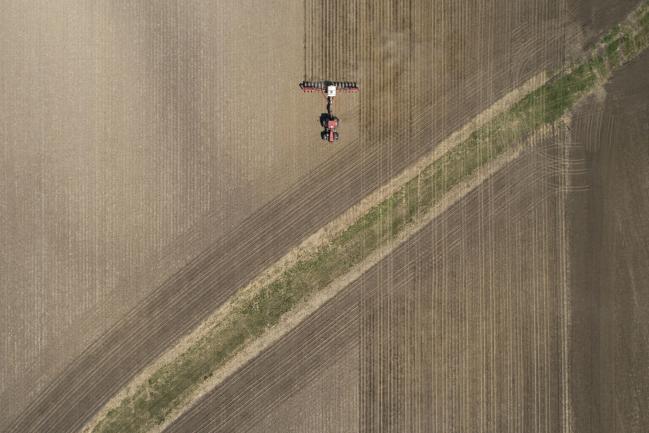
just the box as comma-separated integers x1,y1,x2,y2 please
165,49,649,433
567,49,649,433
166,124,571,433
1,0,646,432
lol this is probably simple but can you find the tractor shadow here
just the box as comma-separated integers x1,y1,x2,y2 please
319,113,331,127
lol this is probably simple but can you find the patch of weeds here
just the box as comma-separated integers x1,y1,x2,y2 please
602,24,621,44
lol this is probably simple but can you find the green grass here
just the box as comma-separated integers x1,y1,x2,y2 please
93,3,649,433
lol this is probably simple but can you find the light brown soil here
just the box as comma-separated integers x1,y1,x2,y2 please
1,1,329,430
1,1,644,433
246,346,359,433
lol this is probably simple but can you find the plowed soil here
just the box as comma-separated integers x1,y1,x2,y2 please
1,0,645,432
164,49,649,433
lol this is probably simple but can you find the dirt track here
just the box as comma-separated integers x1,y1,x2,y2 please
1,0,644,432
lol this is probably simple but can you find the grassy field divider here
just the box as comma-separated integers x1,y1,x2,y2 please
87,3,649,433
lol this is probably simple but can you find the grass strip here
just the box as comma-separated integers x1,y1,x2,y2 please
94,4,649,432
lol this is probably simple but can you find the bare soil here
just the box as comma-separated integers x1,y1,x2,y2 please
165,281,361,433
567,48,649,433
161,10,649,433
1,1,645,432
164,126,570,433
567,0,640,46
165,44,649,431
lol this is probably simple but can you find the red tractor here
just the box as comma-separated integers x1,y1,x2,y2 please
299,81,359,142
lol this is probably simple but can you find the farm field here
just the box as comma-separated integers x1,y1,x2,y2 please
166,121,570,433
166,46,649,433
566,49,649,433
1,1,647,433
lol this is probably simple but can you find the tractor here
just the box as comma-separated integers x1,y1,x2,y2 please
299,81,359,142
